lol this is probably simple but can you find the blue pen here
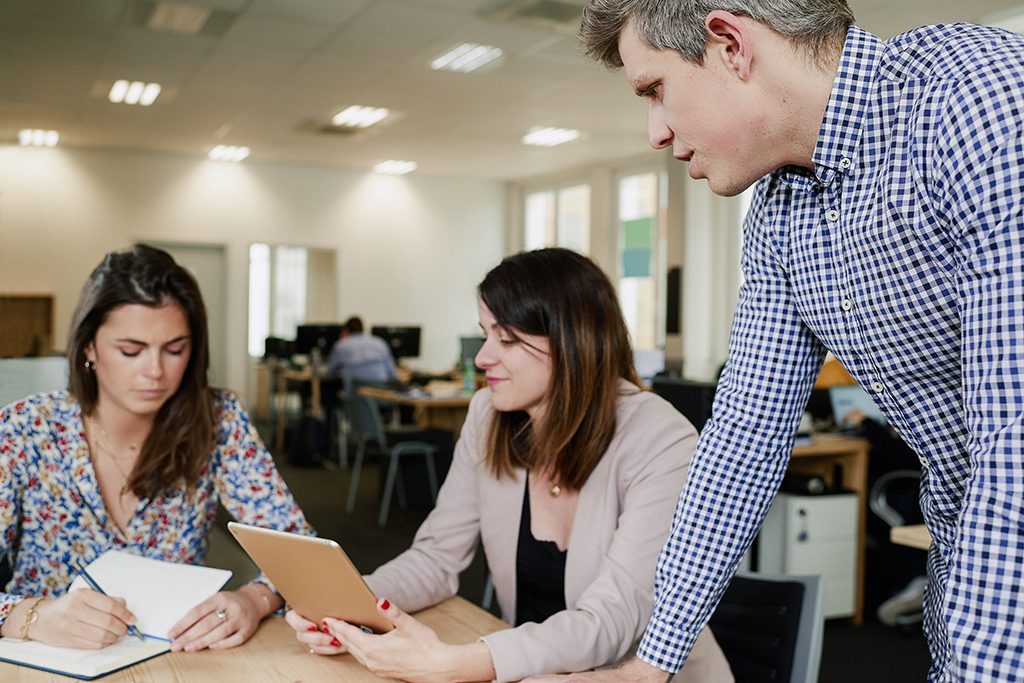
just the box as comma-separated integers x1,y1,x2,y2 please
74,560,147,642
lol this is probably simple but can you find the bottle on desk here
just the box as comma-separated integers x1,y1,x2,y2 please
462,358,476,395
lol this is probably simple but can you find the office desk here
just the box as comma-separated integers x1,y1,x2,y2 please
788,434,871,624
270,367,342,453
2,597,506,682
358,386,472,435
891,524,931,551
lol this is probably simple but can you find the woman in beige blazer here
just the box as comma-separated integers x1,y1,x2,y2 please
287,249,732,683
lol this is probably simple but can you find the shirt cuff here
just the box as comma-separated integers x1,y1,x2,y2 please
636,616,701,674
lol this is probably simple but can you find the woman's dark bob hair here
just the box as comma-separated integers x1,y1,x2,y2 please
67,244,214,498
478,247,640,490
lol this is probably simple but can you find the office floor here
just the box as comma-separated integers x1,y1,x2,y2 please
206,423,932,682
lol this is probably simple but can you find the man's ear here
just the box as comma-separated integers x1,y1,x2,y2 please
705,10,753,80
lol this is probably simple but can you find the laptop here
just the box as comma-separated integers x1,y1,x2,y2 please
828,385,886,430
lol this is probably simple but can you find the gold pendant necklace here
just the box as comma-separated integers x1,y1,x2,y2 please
86,419,139,496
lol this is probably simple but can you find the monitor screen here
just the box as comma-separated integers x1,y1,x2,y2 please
371,326,421,361
651,377,716,433
294,324,343,356
459,336,485,370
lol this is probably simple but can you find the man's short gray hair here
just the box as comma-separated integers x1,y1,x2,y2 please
580,0,854,68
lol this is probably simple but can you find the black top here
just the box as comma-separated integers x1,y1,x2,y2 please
514,478,568,626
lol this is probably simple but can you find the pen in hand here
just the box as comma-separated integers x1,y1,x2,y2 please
74,560,146,642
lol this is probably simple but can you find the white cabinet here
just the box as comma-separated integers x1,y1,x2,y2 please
756,492,857,618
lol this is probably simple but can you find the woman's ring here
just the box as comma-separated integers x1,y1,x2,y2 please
216,608,227,620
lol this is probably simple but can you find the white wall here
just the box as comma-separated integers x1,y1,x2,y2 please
0,146,505,396
506,149,745,381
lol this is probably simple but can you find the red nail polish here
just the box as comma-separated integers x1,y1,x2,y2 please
320,625,329,633
307,625,318,632
380,599,391,611
330,638,340,647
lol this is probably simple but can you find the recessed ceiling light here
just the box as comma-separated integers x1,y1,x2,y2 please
430,43,503,73
209,145,250,162
374,160,417,176
332,105,389,129
522,126,580,147
109,79,162,106
18,129,60,147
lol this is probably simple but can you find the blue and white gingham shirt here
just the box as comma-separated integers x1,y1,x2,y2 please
638,24,1024,681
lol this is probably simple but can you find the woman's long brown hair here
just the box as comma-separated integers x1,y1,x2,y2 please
67,244,214,499
478,248,641,490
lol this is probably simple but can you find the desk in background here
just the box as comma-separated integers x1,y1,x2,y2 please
1,597,506,683
891,524,931,551
358,384,472,435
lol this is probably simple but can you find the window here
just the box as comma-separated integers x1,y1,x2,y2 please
617,171,665,350
523,184,590,253
247,244,310,356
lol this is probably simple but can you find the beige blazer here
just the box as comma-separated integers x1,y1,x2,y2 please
365,382,732,682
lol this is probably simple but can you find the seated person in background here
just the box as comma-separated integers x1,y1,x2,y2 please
0,245,312,651
324,316,398,392
287,248,732,682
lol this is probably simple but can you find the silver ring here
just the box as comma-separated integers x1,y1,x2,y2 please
216,608,227,620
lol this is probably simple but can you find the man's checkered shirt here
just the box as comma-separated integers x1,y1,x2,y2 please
637,24,1024,682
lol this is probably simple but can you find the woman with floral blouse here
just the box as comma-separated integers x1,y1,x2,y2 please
0,244,311,651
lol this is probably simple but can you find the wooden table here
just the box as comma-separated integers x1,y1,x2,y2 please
891,524,931,551
358,386,472,435
788,434,871,624
1,597,506,682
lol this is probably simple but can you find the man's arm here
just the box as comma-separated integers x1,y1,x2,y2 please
638,189,826,673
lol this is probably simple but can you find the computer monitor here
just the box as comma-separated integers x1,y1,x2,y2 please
371,326,421,362
651,377,716,433
294,324,343,356
633,348,666,383
459,336,485,371
264,336,294,360
829,385,886,429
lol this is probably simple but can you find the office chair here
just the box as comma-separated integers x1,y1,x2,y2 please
650,377,716,433
870,470,926,627
708,573,824,683
344,394,439,527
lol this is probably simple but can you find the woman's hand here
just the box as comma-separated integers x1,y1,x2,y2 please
12,590,136,649
324,598,495,683
167,584,277,652
285,609,347,655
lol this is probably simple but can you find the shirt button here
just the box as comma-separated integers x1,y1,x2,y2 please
839,157,852,170
825,209,840,222
841,298,853,311
871,381,884,393
918,456,928,468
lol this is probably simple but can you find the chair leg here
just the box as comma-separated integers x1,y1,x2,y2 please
336,411,349,469
346,440,366,514
395,469,408,509
380,453,401,527
481,573,495,612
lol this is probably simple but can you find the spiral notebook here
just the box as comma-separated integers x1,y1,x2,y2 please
0,551,231,680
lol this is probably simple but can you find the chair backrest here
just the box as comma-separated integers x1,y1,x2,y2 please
650,377,716,432
708,573,824,683
342,394,388,449
869,469,922,528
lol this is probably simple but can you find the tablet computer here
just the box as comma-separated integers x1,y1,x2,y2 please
226,522,393,633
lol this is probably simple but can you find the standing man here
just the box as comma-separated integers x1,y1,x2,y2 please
324,316,398,392
568,1,1023,680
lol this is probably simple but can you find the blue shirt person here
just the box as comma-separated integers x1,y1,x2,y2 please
570,2,1024,681
324,317,398,392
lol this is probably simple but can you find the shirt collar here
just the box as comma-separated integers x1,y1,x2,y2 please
810,25,885,180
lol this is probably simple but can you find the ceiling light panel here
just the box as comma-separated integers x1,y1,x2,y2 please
19,129,60,147
374,160,417,175
209,145,250,162
431,43,503,74
146,2,212,34
522,126,580,147
109,80,162,106
332,105,389,128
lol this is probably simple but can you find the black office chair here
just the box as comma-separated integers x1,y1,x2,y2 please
343,394,439,527
870,470,926,627
650,377,716,433
708,573,824,683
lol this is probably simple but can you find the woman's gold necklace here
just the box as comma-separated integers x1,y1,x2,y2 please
87,420,139,497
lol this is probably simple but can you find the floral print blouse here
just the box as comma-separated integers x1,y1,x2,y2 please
0,390,312,626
